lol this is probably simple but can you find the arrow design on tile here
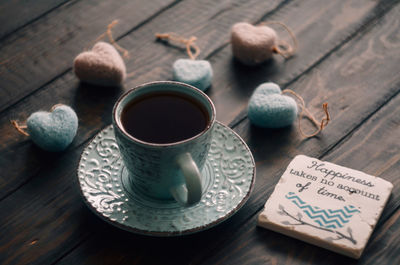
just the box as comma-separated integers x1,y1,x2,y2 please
285,192,360,229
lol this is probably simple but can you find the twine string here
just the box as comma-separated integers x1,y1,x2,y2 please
155,32,200,60
92,20,130,58
90,19,134,78
50,104,64,111
259,21,298,59
282,89,330,138
11,120,29,136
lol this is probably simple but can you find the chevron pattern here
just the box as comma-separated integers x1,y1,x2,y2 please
285,192,360,229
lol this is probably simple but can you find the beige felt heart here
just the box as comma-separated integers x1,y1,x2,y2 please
231,22,277,65
73,42,126,86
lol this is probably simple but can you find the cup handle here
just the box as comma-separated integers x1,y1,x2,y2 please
170,153,202,206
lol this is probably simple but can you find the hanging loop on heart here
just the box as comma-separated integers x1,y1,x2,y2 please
78,19,134,84
282,89,330,138
91,20,130,59
155,32,212,91
259,21,298,59
51,104,65,111
11,120,29,136
155,32,200,60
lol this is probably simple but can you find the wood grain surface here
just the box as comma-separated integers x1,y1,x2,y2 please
0,0,399,264
0,0,70,40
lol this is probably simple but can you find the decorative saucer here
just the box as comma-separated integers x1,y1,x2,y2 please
77,121,255,236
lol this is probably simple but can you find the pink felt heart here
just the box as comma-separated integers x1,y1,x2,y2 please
231,22,277,65
73,42,126,86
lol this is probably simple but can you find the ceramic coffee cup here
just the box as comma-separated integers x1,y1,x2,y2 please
112,81,216,206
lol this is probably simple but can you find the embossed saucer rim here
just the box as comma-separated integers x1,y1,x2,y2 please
77,121,256,237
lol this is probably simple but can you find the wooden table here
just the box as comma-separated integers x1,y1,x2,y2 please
1,0,399,264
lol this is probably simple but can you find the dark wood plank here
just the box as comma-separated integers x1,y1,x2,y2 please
0,0,285,201
361,209,400,264
1,0,399,264
1,76,124,200
0,0,289,263
0,0,393,202
46,2,400,264
198,83,400,265
0,147,104,265
0,0,70,40
0,0,286,202
220,0,400,239
0,0,285,113
206,0,397,124
0,0,179,112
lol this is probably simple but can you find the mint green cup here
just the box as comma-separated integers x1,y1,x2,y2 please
112,81,216,206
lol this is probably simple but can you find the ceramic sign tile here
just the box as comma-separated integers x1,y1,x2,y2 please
258,155,393,259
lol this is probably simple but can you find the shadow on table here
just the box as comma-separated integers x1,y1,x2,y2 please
66,208,251,264
254,226,357,265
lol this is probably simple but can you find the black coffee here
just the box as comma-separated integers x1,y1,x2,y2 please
121,91,209,144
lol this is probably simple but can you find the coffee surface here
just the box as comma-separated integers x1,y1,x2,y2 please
121,91,209,144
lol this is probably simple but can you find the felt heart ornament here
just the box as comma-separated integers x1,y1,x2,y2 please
231,22,277,65
248,82,298,128
73,41,126,86
155,33,213,91
231,22,296,65
173,59,213,91
26,105,79,152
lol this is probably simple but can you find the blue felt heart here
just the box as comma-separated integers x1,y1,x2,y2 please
173,59,213,91
248,82,298,128
27,105,78,152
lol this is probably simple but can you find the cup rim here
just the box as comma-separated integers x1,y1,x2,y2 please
112,81,216,147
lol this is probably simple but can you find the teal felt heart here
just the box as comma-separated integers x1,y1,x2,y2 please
173,59,213,91
27,105,78,152
248,82,298,128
